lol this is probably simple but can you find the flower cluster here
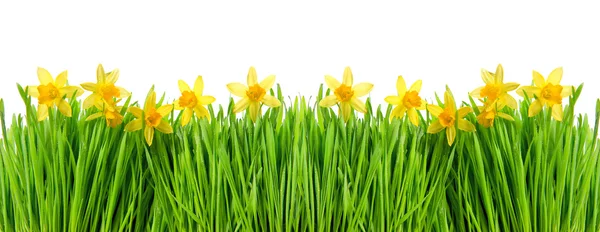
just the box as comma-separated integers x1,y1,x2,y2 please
24,64,575,146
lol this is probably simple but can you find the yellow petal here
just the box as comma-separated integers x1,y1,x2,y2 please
178,80,191,92
503,82,519,91
324,75,341,90
319,95,338,107
227,83,248,98
458,107,472,118
144,126,154,146
118,87,131,98
81,82,97,92
416,100,427,110
340,102,351,122
261,95,281,107
350,97,367,113
552,104,563,121
391,105,407,120
517,86,540,98
55,71,68,88
58,99,72,117
194,105,210,119
28,86,40,97
156,120,173,134
384,96,402,105
37,67,54,85
61,86,84,98
533,70,546,87
86,112,103,121
194,76,204,95
233,97,251,113
407,108,419,126
259,75,276,90
106,69,120,84
528,100,543,117
249,101,260,122
408,80,422,92
97,64,106,83
396,76,407,96
446,126,456,145
497,112,514,121
83,94,99,110
444,89,457,112
547,67,563,85
129,106,144,118
470,86,483,98
481,69,494,84
145,91,156,111
427,104,443,117
458,119,475,132
353,83,373,97
173,100,183,110
342,66,353,86
124,119,143,131
495,64,504,84
198,96,216,105
37,104,49,121
561,85,573,97
427,120,444,134
501,94,518,110
247,66,258,86
156,104,173,117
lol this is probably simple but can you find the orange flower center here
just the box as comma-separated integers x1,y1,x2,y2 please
480,84,501,100
334,84,354,102
105,109,123,128
145,109,163,127
438,110,455,127
246,84,266,102
403,91,422,108
99,83,120,100
477,110,495,128
37,83,60,105
540,83,563,105
178,91,198,108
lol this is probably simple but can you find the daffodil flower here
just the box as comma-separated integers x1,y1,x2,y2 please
427,87,475,145
86,99,124,128
475,99,514,128
81,64,130,110
517,67,573,121
124,90,173,146
174,76,215,126
27,67,84,121
319,67,373,122
226,67,281,122
384,76,426,125
470,64,519,109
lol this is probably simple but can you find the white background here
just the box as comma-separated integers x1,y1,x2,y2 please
1,1,599,119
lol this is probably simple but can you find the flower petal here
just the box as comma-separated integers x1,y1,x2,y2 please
470,86,483,98
458,107,472,118
259,75,276,90
181,108,193,126
353,83,373,97
501,94,518,110
249,101,260,122
233,97,251,113
458,119,476,132
37,104,49,121
446,126,456,145
156,104,173,117
247,66,258,86
124,119,143,132
178,80,191,92
384,96,402,105
324,75,341,90
408,80,422,92
561,85,573,97
144,126,154,146
407,108,419,126
517,86,540,98
444,89,457,112
198,96,216,105
128,106,144,118
427,104,443,117
81,82,97,92
37,67,54,85
55,71,68,88
340,101,351,122
481,69,494,85
106,69,120,84
194,75,204,95
97,64,106,83
227,83,248,98
58,99,72,117
391,105,407,120
28,86,40,97
494,64,504,84
528,100,543,117
503,82,519,91
61,86,84,98
497,112,514,121
145,91,156,111
533,70,546,87
83,94,99,110
86,112,103,121
416,100,427,110
427,120,444,134
319,95,339,107
118,87,131,98
350,97,367,113
194,105,210,119
156,120,173,134
547,67,563,85
261,95,281,107
552,104,563,121
342,66,353,86
396,76,407,96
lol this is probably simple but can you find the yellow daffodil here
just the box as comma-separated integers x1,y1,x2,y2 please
470,64,520,109
384,76,426,125
27,67,84,121
517,67,573,121
319,67,374,122
226,67,281,122
174,76,215,126
81,64,130,110
124,90,173,146
427,87,475,145
475,99,514,128
86,99,124,128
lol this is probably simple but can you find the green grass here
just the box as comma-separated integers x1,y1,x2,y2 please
1,83,599,231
